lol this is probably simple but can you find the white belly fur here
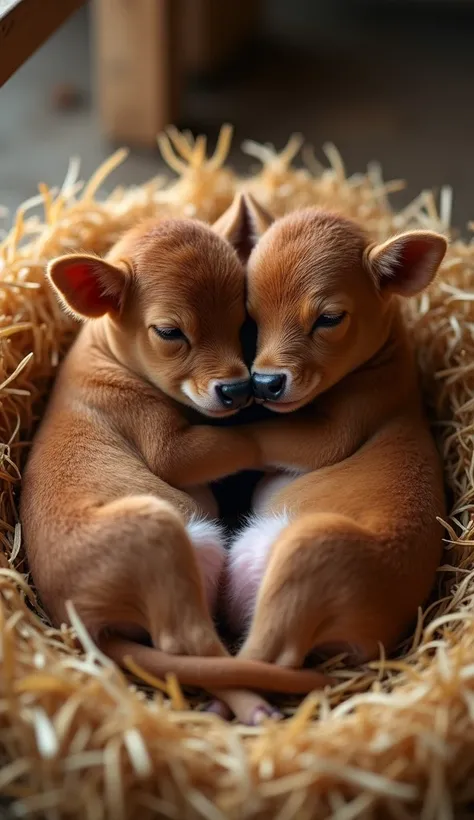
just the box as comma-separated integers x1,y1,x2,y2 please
252,470,307,515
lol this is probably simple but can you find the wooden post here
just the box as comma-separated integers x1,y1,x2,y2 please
93,0,262,148
94,0,180,147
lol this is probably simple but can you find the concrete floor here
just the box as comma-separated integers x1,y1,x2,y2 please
2,2,474,233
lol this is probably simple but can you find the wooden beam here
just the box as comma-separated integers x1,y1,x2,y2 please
0,0,85,88
94,0,180,147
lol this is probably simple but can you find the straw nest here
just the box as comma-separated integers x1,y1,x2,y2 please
1,125,473,819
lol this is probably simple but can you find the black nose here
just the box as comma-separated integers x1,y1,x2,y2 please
252,373,287,401
215,379,251,410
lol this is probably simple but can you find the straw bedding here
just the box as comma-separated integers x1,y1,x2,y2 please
1,125,473,819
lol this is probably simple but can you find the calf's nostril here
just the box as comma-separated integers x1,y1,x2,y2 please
268,375,285,395
215,385,234,407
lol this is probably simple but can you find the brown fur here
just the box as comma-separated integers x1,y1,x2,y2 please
21,216,330,726
224,200,446,673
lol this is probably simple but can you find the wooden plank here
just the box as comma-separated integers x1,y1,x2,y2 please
0,0,85,87
94,0,180,147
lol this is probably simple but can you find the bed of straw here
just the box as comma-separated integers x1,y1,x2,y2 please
1,125,473,819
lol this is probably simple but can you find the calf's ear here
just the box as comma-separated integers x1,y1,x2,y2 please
47,254,130,319
365,230,447,297
212,192,275,263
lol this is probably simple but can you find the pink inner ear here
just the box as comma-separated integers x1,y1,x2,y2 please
400,237,428,271
62,262,118,317
384,236,435,293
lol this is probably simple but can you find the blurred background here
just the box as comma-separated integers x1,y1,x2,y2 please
1,0,474,230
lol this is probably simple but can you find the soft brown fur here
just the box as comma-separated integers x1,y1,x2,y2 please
21,216,330,726
22,197,447,724
222,200,447,678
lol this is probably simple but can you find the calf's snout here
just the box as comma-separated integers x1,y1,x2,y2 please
252,373,287,401
215,379,252,410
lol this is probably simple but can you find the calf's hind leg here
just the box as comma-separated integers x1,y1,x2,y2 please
236,513,397,669
59,494,277,724
55,495,224,658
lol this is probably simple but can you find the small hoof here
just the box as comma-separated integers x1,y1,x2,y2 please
203,700,233,721
250,705,283,726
